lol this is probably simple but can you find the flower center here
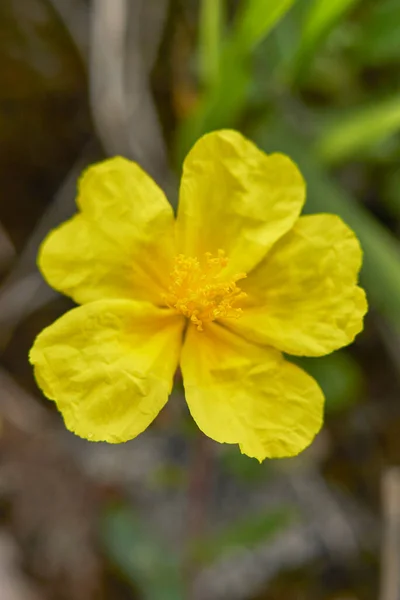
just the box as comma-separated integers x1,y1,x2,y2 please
163,250,247,331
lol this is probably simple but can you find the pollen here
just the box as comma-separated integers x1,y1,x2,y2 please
163,250,247,331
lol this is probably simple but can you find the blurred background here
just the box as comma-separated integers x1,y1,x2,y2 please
1,0,400,598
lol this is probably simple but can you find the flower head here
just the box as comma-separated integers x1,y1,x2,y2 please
29,130,367,460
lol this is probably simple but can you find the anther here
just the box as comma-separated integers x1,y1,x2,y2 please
163,250,247,330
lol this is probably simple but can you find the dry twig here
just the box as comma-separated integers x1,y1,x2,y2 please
90,0,171,187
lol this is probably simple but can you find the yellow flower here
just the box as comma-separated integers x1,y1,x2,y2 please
29,130,367,460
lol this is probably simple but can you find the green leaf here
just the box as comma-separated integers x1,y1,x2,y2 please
233,0,296,51
101,505,185,600
316,96,400,165
193,507,296,564
292,0,360,81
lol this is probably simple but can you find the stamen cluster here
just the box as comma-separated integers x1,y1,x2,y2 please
164,250,247,331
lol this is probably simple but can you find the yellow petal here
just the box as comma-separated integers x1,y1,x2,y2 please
29,300,184,442
224,214,367,356
181,323,324,460
39,157,175,304
176,130,305,275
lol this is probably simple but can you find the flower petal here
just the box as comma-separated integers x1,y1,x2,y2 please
176,130,305,275
39,157,175,304
224,214,367,356
180,323,324,460
29,300,184,442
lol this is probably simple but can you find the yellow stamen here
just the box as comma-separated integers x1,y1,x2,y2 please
163,250,247,331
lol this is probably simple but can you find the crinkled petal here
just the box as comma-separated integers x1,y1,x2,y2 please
180,323,324,460
39,157,175,304
29,300,184,442
176,130,305,275
224,214,367,356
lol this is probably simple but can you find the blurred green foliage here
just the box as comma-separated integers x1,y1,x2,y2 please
234,0,296,50
355,0,400,65
292,0,361,80
193,506,296,564
101,505,185,600
316,96,400,164
176,0,297,161
294,351,363,414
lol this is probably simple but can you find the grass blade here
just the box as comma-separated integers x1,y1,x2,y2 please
316,96,400,164
199,0,225,88
293,0,360,81
234,0,296,51
175,0,296,161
